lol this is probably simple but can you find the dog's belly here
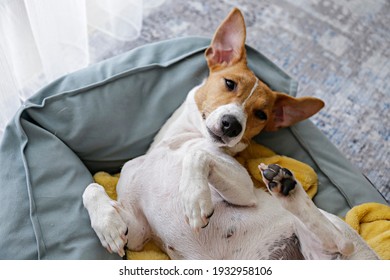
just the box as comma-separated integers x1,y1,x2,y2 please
146,187,304,259
119,146,304,259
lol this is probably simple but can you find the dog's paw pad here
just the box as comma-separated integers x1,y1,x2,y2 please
262,167,280,181
280,178,296,196
259,164,296,196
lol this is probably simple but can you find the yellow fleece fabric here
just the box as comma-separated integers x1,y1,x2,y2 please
94,141,389,260
344,202,390,260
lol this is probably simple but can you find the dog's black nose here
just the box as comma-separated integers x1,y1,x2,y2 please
221,115,242,138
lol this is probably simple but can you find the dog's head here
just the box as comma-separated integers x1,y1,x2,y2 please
195,8,324,151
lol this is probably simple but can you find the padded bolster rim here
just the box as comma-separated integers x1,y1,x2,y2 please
22,38,211,111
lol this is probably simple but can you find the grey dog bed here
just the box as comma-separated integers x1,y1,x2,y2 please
0,37,386,259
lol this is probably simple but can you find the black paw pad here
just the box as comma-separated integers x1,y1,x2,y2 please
282,168,293,177
269,164,281,173
259,164,297,196
268,181,278,190
263,168,278,181
281,178,296,196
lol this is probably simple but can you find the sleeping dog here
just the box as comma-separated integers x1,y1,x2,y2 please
83,8,378,259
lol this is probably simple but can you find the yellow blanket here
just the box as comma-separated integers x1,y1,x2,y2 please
94,141,390,260
345,202,390,260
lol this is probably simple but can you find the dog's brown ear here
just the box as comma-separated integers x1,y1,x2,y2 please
205,8,247,70
265,92,325,131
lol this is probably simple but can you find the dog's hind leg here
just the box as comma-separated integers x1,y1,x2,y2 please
115,160,152,252
259,164,379,259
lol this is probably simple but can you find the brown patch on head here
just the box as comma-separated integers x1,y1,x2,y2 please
194,63,262,118
196,69,324,146
240,81,277,142
194,67,278,146
194,8,325,150
231,79,324,143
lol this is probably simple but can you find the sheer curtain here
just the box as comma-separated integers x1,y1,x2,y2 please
0,0,165,138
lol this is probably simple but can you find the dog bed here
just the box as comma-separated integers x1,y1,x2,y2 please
0,37,386,259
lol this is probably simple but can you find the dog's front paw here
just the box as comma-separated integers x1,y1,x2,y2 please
83,183,128,257
259,163,296,196
180,184,214,232
90,201,128,257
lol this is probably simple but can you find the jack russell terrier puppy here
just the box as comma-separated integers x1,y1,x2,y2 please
83,8,379,259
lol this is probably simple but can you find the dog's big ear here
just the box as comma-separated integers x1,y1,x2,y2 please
205,8,247,70
265,92,325,131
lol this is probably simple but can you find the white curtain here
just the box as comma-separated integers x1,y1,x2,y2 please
0,0,165,138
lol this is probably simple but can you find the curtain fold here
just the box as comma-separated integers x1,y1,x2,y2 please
86,0,143,41
24,0,89,84
0,0,165,139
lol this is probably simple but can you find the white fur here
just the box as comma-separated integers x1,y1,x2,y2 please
82,85,379,260
242,77,259,107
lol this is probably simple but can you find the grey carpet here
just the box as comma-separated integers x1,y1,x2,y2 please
89,0,389,202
